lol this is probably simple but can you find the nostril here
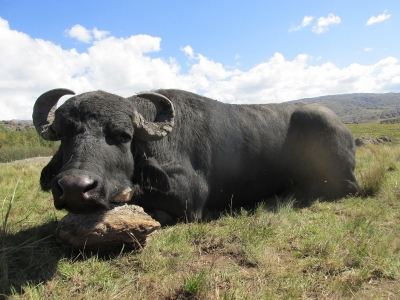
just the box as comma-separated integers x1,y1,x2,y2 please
83,180,98,194
82,180,98,201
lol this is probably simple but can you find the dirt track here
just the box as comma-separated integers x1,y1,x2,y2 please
8,156,51,164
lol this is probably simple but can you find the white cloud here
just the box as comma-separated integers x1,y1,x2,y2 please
312,13,341,34
366,11,391,25
204,54,400,104
92,27,109,40
66,24,92,43
301,16,314,27
289,15,314,32
182,47,242,82
189,54,242,82
364,47,373,52
66,24,110,43
1,16,400,120
182,45,194,59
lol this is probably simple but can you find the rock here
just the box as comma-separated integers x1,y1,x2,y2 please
379,136,392,143
355,137,372,146
56,205,160,250
355,136,392,147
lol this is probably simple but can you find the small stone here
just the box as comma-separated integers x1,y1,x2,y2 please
379,136,392,142
56,205,160,250
355,136,392,147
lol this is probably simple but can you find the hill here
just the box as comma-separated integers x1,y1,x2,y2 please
0,120,33,131
289,92,400,124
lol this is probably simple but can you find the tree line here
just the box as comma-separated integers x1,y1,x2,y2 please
0,125,57,148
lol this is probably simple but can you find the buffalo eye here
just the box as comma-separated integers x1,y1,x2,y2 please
105,132,132,145
118,132,132,143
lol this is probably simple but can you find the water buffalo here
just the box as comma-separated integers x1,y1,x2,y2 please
33,88,359,224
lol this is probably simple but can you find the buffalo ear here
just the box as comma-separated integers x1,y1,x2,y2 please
40,148,63,191
138,158,171,193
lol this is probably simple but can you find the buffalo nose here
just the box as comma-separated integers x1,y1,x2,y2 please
57,175,97,202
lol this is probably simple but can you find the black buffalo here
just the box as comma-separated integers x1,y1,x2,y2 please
33,89,359,224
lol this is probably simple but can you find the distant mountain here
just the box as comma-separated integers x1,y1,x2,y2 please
289,92,400,124
1,92,400,127
0,120,34,131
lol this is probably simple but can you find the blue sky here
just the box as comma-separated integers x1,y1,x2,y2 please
0,0,399,120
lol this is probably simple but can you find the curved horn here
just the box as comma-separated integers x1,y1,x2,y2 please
32,88,75,140
134,92,175,141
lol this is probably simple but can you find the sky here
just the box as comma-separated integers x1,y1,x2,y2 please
0,0,399,120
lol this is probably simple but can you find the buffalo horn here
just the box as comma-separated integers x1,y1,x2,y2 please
134,92,175,141
32,88,75,140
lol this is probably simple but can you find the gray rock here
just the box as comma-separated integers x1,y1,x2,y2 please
355,136,392,147
379,136,392,142
56,205,160,250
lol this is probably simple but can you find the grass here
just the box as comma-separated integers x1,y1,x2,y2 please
0,127,400,299
347,122,400,142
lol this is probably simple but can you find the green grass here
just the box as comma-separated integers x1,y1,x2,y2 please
0,126,400,299
347,123,400,142
380,117,400,124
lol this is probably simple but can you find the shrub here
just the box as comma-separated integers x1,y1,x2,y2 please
0,126,59,162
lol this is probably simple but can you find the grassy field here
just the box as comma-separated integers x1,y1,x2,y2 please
1,125,400,299
347,123,400,142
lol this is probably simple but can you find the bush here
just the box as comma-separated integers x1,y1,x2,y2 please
0,125,57,148
0,125,58,162
0,146,57,163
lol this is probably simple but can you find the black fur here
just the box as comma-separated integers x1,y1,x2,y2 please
39,89,359,223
